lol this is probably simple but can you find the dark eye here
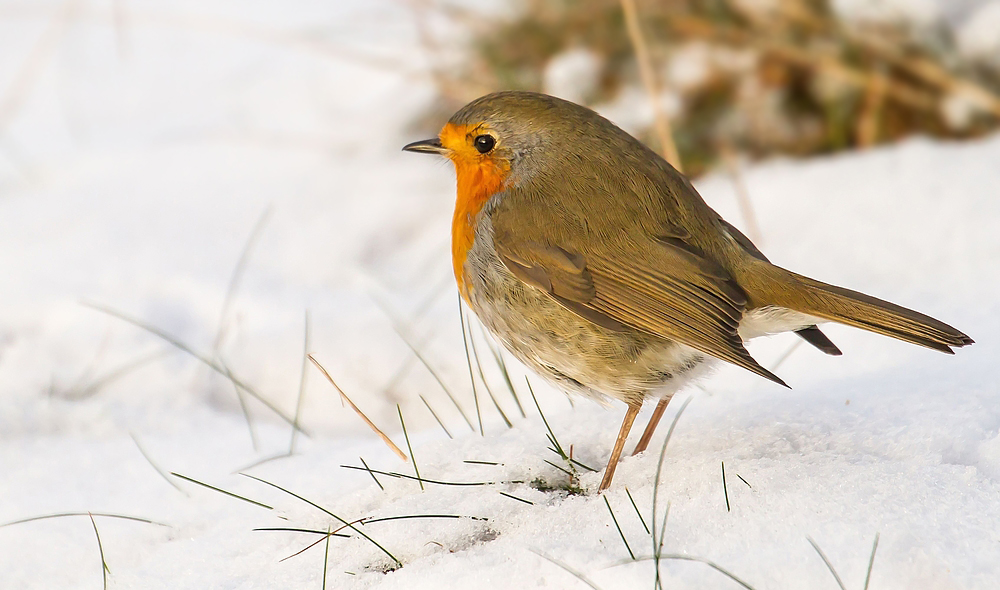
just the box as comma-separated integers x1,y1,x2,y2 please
474,134,495,154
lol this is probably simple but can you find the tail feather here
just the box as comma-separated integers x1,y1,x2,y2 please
795,325,843,356
752,265,973,353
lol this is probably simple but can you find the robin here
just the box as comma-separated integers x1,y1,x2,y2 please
403,91,973,492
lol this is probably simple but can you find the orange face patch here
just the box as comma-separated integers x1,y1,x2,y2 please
440,122,510,301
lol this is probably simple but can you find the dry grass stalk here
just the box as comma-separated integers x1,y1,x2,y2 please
307,354,408,462
619,0,683,172
857,65,887,148
842,29,1000,118
666,14,987,119
719,144,763,245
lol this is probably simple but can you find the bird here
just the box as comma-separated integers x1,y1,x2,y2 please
403,90,973,492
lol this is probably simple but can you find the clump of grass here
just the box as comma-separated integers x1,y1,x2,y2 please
525,377,590,495
426,0,1000,176
241,473,403,569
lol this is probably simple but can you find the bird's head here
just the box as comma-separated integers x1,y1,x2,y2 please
403,91,606,197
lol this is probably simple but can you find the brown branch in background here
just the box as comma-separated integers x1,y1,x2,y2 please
727,0,1000,119
843,30,1000,119
666,14,995,118
307,354,408,462
857,65,887,148
719,143,763,245
620,0,682,172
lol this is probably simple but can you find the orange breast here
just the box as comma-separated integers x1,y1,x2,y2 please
441,123,509,302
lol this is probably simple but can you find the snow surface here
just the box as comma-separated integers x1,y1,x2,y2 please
1,1,999,589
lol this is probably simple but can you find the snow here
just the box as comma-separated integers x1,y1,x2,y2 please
543,48,603,105
2,1,999,589
832,0,942,26
958,1,1000,61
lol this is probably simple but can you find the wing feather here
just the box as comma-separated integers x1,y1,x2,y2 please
492,235,787,387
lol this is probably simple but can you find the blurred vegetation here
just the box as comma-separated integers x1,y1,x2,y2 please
421,0,1000,176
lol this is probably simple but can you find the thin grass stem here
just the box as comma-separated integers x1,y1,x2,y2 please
219,357,259,452
543,459,574,478
130,433,186,494
0,512,168,529
771,339,804,372
531,549,604,590
211,205,272,355
419,394,453,439
864,533,880,590
469,324,512,428
321,525,331,590
362,514,487,524
656,502,670,560
253,527,349,538
391,326,474,431
171,472,272,510
480,325,526,418
458,298,484,435
624,487,649,535
83,302,304,432
604,496,635,560
807,536,848,590
359,457,384,491
88,513,109,590
290,310,310,454
240,474,401,568
65,349,171,399
622,553,756,590
527,377,567,459
651,396,694,589
338,464,520,486
398,405,422,491
722,461,730,512
236,452,293,472
499,491,533,505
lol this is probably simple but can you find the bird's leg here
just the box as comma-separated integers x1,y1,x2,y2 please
632,396,672,456
599,402,641,492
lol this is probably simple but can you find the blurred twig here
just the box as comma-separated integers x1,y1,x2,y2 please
620,0,682,171
857,65,887,148
212,206,272,357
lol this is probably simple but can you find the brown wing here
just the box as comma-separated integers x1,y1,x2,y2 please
716,215,842,356
493,230,788,387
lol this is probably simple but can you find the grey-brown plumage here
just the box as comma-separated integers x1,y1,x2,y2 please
404,90,973,492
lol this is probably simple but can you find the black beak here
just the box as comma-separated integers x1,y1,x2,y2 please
402,138,447,155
